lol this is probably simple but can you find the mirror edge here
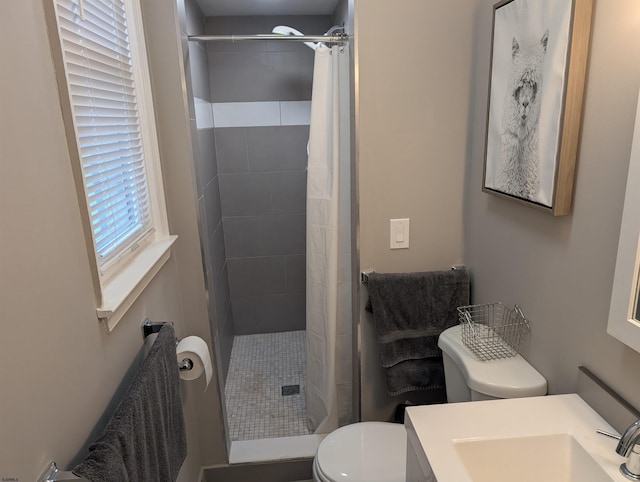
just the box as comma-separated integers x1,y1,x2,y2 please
608,87,640,351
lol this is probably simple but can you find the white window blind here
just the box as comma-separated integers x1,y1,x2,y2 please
54,0,153,271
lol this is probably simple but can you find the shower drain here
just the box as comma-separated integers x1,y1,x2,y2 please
281,384,300,396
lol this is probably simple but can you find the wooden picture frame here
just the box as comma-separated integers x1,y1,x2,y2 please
482,0,593,216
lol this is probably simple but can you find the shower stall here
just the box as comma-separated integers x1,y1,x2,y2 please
180,0,355,458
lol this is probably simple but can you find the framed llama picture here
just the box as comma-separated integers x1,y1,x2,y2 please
482,0,593,216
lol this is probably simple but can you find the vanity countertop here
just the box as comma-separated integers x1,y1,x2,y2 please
404,394,628,482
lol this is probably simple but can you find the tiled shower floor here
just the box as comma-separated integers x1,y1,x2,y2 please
224,330,313,441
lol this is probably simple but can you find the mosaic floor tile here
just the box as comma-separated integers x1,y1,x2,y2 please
225,330,313,441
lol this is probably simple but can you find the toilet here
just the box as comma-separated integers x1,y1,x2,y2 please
312,324,547,482
438,324,547,402
312,422,407,482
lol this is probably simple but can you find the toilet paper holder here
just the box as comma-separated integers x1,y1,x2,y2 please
142,319,193,372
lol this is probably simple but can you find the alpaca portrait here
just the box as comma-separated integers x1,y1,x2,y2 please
496,30,549,200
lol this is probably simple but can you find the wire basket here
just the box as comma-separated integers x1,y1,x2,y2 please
457,303,530,361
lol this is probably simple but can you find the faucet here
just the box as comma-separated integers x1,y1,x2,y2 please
617,420,640,480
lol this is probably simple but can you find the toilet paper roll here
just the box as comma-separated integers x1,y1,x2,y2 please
176,336,213,391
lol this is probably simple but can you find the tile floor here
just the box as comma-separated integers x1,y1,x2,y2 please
225,330,313,441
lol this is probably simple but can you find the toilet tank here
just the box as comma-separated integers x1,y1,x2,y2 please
438,325,547,403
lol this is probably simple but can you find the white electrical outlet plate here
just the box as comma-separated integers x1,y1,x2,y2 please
390,218,410,249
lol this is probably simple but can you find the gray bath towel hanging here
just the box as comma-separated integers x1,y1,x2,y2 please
73,324,187,481
366,268,469,395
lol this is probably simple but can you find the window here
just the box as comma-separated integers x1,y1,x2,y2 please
48,0,176,330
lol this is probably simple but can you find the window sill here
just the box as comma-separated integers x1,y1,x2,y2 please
97,235,178,332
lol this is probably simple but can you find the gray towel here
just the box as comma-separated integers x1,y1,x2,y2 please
367,269,469,367
366,269,469,395
384,358,445,396
74,324,187,482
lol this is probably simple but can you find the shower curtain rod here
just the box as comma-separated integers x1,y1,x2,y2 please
188,33,349,44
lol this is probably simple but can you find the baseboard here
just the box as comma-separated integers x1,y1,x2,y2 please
203,458,313,482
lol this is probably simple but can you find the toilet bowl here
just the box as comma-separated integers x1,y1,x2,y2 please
312,422,406,482
313,324,547,480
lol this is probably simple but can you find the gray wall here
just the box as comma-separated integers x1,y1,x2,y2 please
465,1,640,406
127,0,232,469
206,16,332,335
182,0,235,382
356,0,640,423
0,0,225,477
8,2,638,479
356,0,472,421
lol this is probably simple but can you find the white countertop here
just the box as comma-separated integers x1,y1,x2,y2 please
404,394,629,482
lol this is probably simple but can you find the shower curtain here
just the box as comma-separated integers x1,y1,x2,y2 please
305,44,351,434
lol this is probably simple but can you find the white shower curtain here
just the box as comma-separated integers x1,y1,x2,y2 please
306,44,351,434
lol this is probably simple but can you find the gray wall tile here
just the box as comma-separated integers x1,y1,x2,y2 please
227,256,286,297
214,265,232,335
210,223,227,282
189,42,212,101
284,254,305,295
267,40,311,55
247,126,309,172
184,0,205,35
298,52,315,99
204,15,324,335
271,171,306,214
208,51,276,102
223,214,305,258
204,178,222,240
189,119,204,197
205,16,269,53
206,16,331,102
256,294,305,331
202,224,218,335
219,173,271,216
231,294,305,334
197,127,218,188
215,128,248,173
208,51,313,102
265,51,309,100
183,40,197,121
207,278,219,334
219,306,235,381
229,297,256,335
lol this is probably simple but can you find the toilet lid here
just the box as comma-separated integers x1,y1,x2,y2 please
316,422,406,482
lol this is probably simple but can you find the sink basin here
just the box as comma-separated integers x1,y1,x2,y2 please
454,433,611,482
404,394,626,482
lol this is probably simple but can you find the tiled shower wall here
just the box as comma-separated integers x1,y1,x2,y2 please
183,0,235,379
206,16,332,335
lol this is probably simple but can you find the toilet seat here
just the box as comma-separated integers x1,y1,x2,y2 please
314,422,406,482
313,457,331,482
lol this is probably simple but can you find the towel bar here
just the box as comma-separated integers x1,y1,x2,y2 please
142,319,193,372
142,318,173,338
361,269,374,284
361,265,466,284
39,462,85,481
